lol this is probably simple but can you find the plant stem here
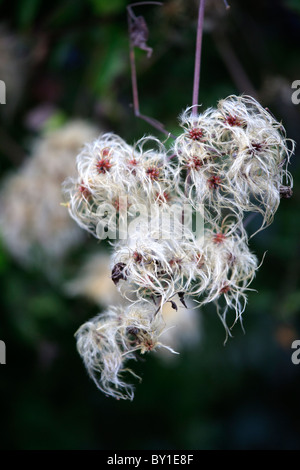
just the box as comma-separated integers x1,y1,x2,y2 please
127,2,175,138
192,0,206,116
128,1,162,14
129,43,140,115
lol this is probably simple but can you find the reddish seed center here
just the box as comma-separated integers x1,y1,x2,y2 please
188,155,203,170
188,128,204,141
227,253,236,265
225,114,242,127
128,159,138,175
207,175,222,189
114,198,128,212
133,252,143,263
156,191,170,204
113,198,120,212
251,141,264,152
195,252,204,268
102,148,110,157
79,182,91,199
146,166,160,180
145,340,154,351
220,284,230,294
96,158,112,174
213,232,226,244
169,258,182,269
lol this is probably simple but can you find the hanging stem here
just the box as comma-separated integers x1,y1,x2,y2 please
127,2,176,138
192,0,206,116
128,1,162,11
129,38,171,136
129,41,140,115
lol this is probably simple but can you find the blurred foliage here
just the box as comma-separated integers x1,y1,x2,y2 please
0,0,300,450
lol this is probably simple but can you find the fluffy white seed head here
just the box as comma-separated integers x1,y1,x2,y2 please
172,95,294,230
75,301,177,400
64,94,294,399
0,121,98,268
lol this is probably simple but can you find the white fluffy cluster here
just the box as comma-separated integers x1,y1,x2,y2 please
66,252,201,362
63,133,175,236
0,121,99,269
64,95,294,399
75,301,177,400
174,95,294,229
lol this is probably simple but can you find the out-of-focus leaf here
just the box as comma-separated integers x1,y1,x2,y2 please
88,31,127,94
281,291,300,318
0,243,9,274
17,0,41,29
42,110,67,132
287,0,300,15
88,0,125,15
46,0,85,27
28,294,65,320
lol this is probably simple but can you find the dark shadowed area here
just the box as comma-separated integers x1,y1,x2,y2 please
0,0,300,450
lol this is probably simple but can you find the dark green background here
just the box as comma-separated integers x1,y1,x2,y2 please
0,0,300,450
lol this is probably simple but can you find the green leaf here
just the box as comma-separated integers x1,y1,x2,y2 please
282,291,300,318
42,111,67,132
88,0,125,15
18,0,41,29
287,0,300,15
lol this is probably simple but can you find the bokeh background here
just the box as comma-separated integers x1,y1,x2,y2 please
0,0,300,450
